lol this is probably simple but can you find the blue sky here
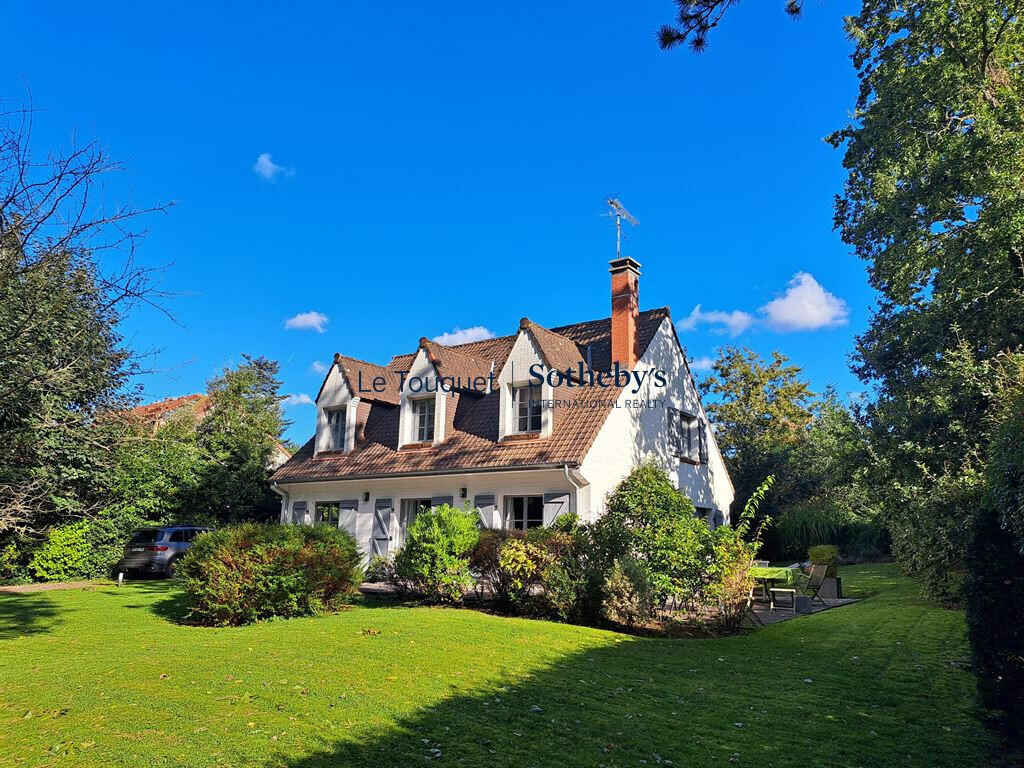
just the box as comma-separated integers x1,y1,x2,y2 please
8,1,869,444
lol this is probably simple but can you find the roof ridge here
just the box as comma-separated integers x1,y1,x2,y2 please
376,306,672,368
420,337,492,362
333,352,390,369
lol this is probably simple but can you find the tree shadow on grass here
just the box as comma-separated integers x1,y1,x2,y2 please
0,594,60,640
121,581,393,626
110,579,192,623
260,619,990,768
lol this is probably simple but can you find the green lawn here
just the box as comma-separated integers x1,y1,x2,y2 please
0,564,994,767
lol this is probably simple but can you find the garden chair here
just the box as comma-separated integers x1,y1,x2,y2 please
751,560,771,600
743,585,765,627
769,563,829,613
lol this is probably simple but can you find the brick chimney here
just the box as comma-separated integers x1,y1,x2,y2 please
610,257,641,368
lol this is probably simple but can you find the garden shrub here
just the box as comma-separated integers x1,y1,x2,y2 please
965,389,1024,743
888,468,983,606
364,555,388,583
393,504,479,603
27,516,126,581
538,525,604,623
496,537,546,607
703,529,757,633
965,504,1024,740
774,493,888,562
989,387,1024,554
808,544,839,577
700,475,773,632
602,556,657,626
179,523,362,626
593,460,703,601
0,541,30,583
471,529,550,610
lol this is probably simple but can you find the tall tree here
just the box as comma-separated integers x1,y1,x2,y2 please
832,0,1024,601
193,356,287,524
0,102,168,536
700,346,817,529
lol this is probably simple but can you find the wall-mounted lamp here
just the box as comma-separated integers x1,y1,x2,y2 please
459,487,468,499
362,491,370,502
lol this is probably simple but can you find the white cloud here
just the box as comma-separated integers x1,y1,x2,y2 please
677,304,755,337
252,152,295,181
432,325,495,346
310,360,329,375
284,311,329,333
689,355,715,372
759,272,849,331
283,393,314,407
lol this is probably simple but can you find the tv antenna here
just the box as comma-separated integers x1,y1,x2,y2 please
606,198,639,259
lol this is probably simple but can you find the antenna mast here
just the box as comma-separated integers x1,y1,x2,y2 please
606,198,639,259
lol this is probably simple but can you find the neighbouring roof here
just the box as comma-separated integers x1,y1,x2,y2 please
271,308,671,484
124,394,211,423
123,393,294,463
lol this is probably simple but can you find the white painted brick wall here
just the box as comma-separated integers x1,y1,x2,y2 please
580,318,734,522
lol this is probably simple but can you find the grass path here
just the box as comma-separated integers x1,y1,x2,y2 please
0,564,994,767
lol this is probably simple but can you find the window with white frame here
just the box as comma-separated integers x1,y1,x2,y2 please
669,408,706,464
505,495,543,530
412,397,435,442
326,408,346,451
511,384,542,433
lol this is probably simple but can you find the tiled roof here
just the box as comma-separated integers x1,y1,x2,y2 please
418,338,494,390
330,354,402,405
124,394,211,423
520,318,587,376
272,308,671,483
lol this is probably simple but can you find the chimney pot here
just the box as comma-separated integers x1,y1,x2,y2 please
610,258,641,368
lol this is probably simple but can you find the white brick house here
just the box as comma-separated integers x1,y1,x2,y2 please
271,258,733,557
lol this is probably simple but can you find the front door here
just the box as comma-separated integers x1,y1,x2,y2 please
372,499,392,557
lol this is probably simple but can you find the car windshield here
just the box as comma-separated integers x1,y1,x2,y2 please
129,529,164,544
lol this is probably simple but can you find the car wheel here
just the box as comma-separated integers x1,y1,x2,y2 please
165,558,180,579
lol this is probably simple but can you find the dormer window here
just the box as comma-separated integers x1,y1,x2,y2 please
512,384,542,433
412,397,435,442
327,408,347,451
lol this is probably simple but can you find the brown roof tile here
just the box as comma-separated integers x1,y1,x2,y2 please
329,354,402,405
124,394,211,423
520,318,587,376
272,308,670,483
418,338,494,390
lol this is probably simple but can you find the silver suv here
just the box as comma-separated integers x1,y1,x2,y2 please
118,526,211,578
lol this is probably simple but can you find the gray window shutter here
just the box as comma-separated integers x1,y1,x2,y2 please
431,495,454,508
291,501,307,525
372,498,393,557
473,494,496,527
543,492,569,526
338,499,359,536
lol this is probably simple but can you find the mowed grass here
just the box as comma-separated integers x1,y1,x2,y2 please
0,564,994,768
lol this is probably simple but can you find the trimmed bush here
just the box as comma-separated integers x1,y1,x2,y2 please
808,544,840,577
179,523,362,626
393,504,479,603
